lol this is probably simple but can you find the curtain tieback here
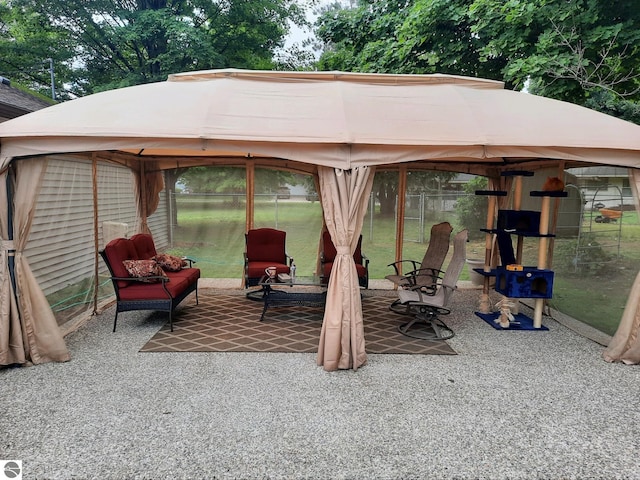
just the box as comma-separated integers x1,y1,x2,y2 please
2,240,15,254
336,246,351,255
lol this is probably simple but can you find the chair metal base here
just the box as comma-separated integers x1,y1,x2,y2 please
397,306,454,340
246,287,266,302
389,286,438,315
389,298,413,315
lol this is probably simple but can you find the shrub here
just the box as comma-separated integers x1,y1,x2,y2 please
554,233,612,275
455,176,488,240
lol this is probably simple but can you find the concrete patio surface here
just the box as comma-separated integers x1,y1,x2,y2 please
1,284,639,480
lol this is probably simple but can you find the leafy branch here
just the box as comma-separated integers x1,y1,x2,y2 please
544,20,640,98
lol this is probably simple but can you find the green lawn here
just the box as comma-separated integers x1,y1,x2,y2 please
166,195,640,336
169,196,460,280
46,195,638,335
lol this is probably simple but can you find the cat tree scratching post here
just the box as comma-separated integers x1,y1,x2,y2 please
484,194,496,278
474,189,507,314
534,195,552,328
513,174,524,262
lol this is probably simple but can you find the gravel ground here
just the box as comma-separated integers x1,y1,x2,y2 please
1,287,639,480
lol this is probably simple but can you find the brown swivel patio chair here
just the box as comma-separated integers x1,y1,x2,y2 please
244,228,291,287
392,229,468,340
386,221,453,310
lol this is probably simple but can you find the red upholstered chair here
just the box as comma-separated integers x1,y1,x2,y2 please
320,231,369,289
244,228,291,287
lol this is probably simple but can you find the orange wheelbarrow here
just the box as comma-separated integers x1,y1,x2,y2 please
595,208,622,223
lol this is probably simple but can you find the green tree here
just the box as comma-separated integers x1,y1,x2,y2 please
0,1,74,98
179,166,298,195
455,175,487,240
316,0,505,81
470,0,640,103
373,170,458,217
316,0,640,110
1,0,311,98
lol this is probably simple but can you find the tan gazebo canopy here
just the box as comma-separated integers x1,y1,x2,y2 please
3,69,640,369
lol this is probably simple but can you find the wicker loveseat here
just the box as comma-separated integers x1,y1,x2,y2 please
100,233,200,332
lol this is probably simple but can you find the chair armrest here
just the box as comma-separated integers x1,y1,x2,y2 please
405,267,444,278
182,256,196,267
386,259,419,276
361,254,369,268
402,267,444,288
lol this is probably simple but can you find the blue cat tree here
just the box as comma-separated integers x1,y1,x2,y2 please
474,171,567,329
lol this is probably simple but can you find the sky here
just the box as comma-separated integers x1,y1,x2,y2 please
284,0,349,51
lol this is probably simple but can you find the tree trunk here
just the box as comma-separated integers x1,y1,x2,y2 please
377,185,396,216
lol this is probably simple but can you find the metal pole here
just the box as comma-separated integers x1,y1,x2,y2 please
47,58,55,100
168,191,174,245
5,165,17,295
369,192,374,241
419,192,425,243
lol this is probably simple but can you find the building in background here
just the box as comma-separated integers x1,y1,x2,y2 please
0,76,52,122
568,166,633,209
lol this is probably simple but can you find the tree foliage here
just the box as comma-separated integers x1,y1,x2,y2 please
0,1,74,97
0,0,312,98
373,170,458,217
316,0,640,109
454,175,487,239
179,166,298,194
470,0,640,103
316,1,507,82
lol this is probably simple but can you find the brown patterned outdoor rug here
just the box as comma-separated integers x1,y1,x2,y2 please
140,293,456,355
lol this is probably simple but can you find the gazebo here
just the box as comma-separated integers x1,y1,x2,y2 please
2,69,640,370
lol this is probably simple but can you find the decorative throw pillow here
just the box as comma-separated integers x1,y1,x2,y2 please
122,259,167,283
153,253,187,272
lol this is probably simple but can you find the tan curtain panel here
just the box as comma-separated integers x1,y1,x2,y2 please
134,162,165,234
0,161,26,365
317,166,375,371
1,158,70,365
603,271,640,364
602,168,640,364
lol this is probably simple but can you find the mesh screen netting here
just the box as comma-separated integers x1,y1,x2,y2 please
22,161,638,335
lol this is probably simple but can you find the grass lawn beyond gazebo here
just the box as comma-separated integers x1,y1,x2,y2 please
163,194,640,337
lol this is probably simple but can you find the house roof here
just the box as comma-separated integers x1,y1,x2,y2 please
567,166,629,178
0,79,52,121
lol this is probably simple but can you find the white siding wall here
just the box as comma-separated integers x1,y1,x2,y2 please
148,188,169,250
25,156,168,296
27,157,102,295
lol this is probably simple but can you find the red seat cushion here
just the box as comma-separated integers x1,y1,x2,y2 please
118,275,192,301
166,268,201,284
247,261,290,280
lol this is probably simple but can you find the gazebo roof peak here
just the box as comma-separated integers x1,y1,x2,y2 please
167,68,505,90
